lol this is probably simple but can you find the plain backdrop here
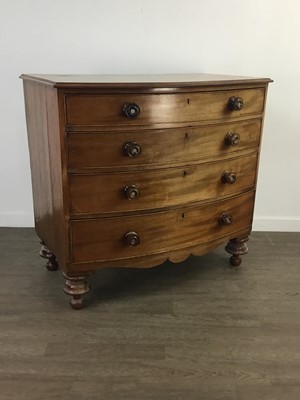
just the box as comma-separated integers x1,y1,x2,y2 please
0,0,299,230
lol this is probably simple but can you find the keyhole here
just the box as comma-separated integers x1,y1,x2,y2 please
187,98,190,104
182,213,185,219
183,170,187,177
185,132,189,140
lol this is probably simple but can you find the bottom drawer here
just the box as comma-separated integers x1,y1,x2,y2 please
71,191,254,263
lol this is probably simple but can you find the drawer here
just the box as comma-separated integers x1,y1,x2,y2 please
68,119,261,169
69,153,257,215
65,88,265,127
71,191,254,263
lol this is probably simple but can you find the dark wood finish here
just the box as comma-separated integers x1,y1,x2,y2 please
123,141,142,158
65,88,265,127
218,213,233,226
63,273,90,310
69,153,257,215
225,237,249,266
21,73,271,308
124,231,140,247
228,96,244,111
39,241,58,271
224,131,241,146
67,119,261,170
122,103,140,119
124,185,140,200
221,170,237,184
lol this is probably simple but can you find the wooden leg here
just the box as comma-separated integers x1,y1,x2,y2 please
39,240,58,271
225,237,249,267
63,273,90,310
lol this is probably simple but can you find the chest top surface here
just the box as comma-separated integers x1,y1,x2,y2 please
20,73,272,89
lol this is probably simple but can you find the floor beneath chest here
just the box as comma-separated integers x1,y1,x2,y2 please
0,228,300,400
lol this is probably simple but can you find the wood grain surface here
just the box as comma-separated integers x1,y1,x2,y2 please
22,82,68,269
67,119,262,170
65,88,265,127
20,72,272,88
71,191,254,263
69,153,258,215
0,228,298,400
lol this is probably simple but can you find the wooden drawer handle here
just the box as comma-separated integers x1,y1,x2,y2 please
228,96,244,111
124,141,141,158
224,132,240,146
221,171,237,184
219,213,233,226
123,103,140,119
124,231,140,246
124,185,140,200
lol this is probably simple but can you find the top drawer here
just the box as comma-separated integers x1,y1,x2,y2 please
65,88,265,127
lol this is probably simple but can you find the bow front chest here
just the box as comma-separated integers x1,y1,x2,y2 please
21,73,272,309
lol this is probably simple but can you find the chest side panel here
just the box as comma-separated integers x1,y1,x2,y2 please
23,82,69,267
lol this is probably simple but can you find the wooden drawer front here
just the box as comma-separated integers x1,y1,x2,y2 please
70,154,257,215
68,119,261,169
65,88,264,127
71,191,254,263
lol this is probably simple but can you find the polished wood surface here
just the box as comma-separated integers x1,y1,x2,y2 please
22,82,68,270
39,241,58,271
65,88,264,127
21,73,271,308
1,228,299,399
20,72,272,88
71,191,254,263
225,237,249,266
69,153,257,215
68,119,261,170
67,226,251,272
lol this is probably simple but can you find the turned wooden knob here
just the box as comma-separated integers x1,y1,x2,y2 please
124,141,141,157
228,96,244,111
224,132,240,146
219,213,233,226
124,231,140,246
122,103,140,119
221,171,237,184
124,184,140,200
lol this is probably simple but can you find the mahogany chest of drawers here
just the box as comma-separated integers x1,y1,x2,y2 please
21,73,272,309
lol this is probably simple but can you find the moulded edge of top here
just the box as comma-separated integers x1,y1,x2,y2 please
20,73,273,89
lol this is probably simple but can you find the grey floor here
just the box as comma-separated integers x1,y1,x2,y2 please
0,228,300,400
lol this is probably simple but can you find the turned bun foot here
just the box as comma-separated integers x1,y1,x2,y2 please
225,237,249,267
70,296,84,310
39,240,59,271
46,258,59,271
230,254,242,267
63,273,90,310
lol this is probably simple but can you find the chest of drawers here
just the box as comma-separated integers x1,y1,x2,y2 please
21,73,272,309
